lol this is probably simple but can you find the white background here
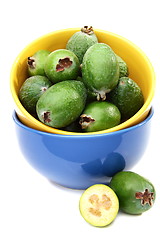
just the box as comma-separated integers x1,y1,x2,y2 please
1,0,159,239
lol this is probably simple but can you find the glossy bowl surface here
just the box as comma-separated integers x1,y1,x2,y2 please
10,28,155,135
13,108,153,189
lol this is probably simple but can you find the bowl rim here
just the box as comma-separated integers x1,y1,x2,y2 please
13,107,154,139
10,28,156,136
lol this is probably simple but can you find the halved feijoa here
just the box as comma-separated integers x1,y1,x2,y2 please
27,49,51,76
19,75,52,115
79,101,121,132
44,49,80,83
66,26,98,63
79,184,119,227
110,171,156,215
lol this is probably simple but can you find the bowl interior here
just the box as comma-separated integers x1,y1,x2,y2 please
10,28,155,135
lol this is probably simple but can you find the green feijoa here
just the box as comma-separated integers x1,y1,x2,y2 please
36,80,87,128
116,54,129,78
19,75,52,115
110,171,156,215
79,101,121,132
27,50,51,76
66,26,98,63
44,49,80,83
108,77,144,120
79,184,119,227
82,43,119,101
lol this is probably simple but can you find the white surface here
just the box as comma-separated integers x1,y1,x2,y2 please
1,0,159,239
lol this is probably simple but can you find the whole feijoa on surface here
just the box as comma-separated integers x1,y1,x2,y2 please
66,26,98,63
79,101,121,132
116,54,129,78
19,75,52,115
27,49,51,76
36,80,87,128
82,43,119,101
108,77,144,120
44,49,80,83
110,171,156,215
79,184,119,227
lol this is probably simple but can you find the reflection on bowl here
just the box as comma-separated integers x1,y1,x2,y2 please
13,108,153,189
10,28,155,135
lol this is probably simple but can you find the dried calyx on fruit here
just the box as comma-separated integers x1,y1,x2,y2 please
56,57,73,72
81,26,94,35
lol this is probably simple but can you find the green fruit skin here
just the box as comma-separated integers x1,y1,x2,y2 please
44,49,80,83
66,31,98,63
116,54,129,78
36,80,87,128
82,43,119,98
110,171,156,215
28,50,51,76
108,77,144,120
80,101,121,132
19,75,52,115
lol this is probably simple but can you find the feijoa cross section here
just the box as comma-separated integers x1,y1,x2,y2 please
79,184,119,227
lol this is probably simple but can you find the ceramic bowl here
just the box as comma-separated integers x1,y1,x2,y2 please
13,108,153,189
10,28,155,135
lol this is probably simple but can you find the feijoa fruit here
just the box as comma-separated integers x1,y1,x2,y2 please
110,171,156,215
82,43,119,100
116,54,129,78
27,49,51,76
36,80,87,128
19,75,52,115
79,101,121,132
44,49,80,83
66,26,98,63
108,77,144,120
79,184,119,227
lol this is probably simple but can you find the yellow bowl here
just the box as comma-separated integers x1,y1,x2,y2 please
10,28,156,135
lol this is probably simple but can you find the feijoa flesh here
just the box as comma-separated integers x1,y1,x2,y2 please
79,184,119,227
28,50,51,76
66,26,98,63
110,171,156,215
19,75,52,115
36,80,87,128
44,49,80,83
82,43,119,101
79,101,121,132
108,77,144,120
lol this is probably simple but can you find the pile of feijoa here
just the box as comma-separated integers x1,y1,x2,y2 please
79,171,156,227
19,26,144,132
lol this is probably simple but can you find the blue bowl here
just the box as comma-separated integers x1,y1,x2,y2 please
13,109,153,189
